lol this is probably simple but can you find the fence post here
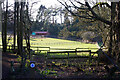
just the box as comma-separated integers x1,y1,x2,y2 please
47,52,48,58
89,50,91,66
97,50,100,66
75,48,77,56
49,47,50,52
46,52,49,66
9,45,10,52
37,47,38,54
68,52,69,66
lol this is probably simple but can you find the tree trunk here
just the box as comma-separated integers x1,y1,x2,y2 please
16,2,20,55
0,2,2,33
20,1,23,57
26,3,31,59
2,0,8,52
111,2,120,63
108,2,116,56
108,27,113,57
20,1,24,69
27,28,30,59
115,2,120,63
13,1,17,53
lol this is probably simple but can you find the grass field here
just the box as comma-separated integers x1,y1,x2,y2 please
30,38,98,48
29,38,99,58
0,37,99,51
0,36,99,66
30,38,98,51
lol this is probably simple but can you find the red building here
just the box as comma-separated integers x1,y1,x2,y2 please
32,31,49,36
35,31,49,35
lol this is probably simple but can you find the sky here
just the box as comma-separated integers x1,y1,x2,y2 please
6,0,112,23
30,0,62,21
28,0,111,21
7,0,62,22
38,0,61,8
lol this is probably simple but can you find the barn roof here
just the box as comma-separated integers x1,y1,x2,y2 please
34,31,48,34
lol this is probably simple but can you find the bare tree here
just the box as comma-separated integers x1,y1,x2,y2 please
57,0,120,62
13,1,17,53
0,1,2,33
2,0,8,52
16,1,20,55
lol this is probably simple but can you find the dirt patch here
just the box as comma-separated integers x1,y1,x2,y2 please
33,54,120,79
2,52,19,79
2,52,120,79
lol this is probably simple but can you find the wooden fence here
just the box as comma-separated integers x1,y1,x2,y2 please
47,50,92,65
0,45,106,65
0,45,107,52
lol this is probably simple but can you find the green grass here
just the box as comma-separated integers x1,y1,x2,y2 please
29,38,98,51
30,38,97,48
0,36,99,57
0,37,98,50
29,37,98,57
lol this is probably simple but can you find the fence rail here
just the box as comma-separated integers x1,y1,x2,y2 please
47,50,91,53
1,45,101,65
46,50,92,65
0,45,107,53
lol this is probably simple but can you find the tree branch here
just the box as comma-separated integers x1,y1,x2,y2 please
69,0,88,10
74,0,86,6
57,0,94,20
92,2,111,9
57,0,112,25
85,2,112,25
